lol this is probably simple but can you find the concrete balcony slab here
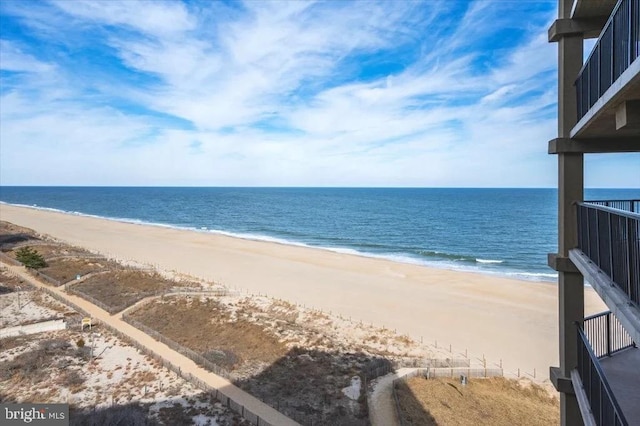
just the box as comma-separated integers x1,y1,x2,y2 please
599,346,640,423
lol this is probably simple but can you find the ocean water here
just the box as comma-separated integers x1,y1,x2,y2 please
1,187,638,282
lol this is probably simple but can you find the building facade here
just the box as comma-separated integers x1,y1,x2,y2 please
548,0,640,425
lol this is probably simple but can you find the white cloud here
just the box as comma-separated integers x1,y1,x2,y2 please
0,0,635,188
0,40,53,72
51,0,195,37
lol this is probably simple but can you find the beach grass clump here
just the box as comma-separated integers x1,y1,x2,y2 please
396,376,559,426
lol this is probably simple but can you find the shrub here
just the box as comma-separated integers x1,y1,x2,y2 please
15,247,47,269
63,370,85,387
76,338,85,348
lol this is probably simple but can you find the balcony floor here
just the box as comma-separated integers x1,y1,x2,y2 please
599,346,640,423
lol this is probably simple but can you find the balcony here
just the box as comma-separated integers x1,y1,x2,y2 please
570,201,640,343
586,199,640,212
574,311,638,426
573,0,640,138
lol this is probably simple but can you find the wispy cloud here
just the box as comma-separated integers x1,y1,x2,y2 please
1,0,637,187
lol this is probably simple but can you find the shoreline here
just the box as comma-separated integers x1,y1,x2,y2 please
0,201,556,283
0,203,606,379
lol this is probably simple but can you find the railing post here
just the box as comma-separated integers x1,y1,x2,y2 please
596,208,602,267
606,312,612,357
628,0,633,64
627,216,635,302
609,211,614,279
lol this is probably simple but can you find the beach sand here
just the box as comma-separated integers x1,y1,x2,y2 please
0,204,606,379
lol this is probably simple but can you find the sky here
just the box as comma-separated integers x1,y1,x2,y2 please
0,0,638,188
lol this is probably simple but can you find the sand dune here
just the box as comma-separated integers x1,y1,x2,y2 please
0,203,606,378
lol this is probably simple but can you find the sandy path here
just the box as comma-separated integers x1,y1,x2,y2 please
1,261,299,426
0,204,606,377
368,368,417,426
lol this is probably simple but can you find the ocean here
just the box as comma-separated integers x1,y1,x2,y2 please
1,187,638,282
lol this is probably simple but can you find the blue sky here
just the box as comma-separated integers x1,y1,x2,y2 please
1,0,638,187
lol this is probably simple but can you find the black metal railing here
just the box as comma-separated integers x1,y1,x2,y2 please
583,311,636,358
587,199,640,213
576,0,640,120
577,325,629,426
577,202,640,306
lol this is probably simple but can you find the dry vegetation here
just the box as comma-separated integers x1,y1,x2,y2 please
237,348,374,425
0,328,250,426
0,270,248,425
40,258,115,284
71,270,176,312
396,376,559,426
0,268,27,294
130,297,287,370
0,221,41,247
10,243,94,261
129,295,390,425
1,221,90,260
0,337,89,395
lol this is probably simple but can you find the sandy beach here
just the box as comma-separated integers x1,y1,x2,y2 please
0,203,606,378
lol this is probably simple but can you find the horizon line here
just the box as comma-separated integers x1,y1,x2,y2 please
1,185,639,190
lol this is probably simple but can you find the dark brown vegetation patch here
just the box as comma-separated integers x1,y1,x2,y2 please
7,243,94,261
0,338,87,390
237,347,370,426
129,297,287,370
72,270,174,312
68,396,249,426
0,335,31,353
69,403,157,426
0,221,94,260
0,221,40,248
396,376,559,426
40,258,115,284
0,269,28,294
130,297,372,425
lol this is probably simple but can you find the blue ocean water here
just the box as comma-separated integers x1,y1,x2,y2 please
1,187,638,281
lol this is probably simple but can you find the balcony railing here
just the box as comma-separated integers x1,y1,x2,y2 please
583,311,636,358
587,199,640,213
575,0,640,120
577,312,632,426
577,202,640,306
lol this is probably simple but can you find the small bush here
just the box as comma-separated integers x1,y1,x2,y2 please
75,347,91,360
40,339,70,352
76,338,85,348
63,370,85,387
0,348,49,382
15,247,47,269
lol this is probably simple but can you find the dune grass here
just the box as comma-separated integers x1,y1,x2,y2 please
396,376,559,426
